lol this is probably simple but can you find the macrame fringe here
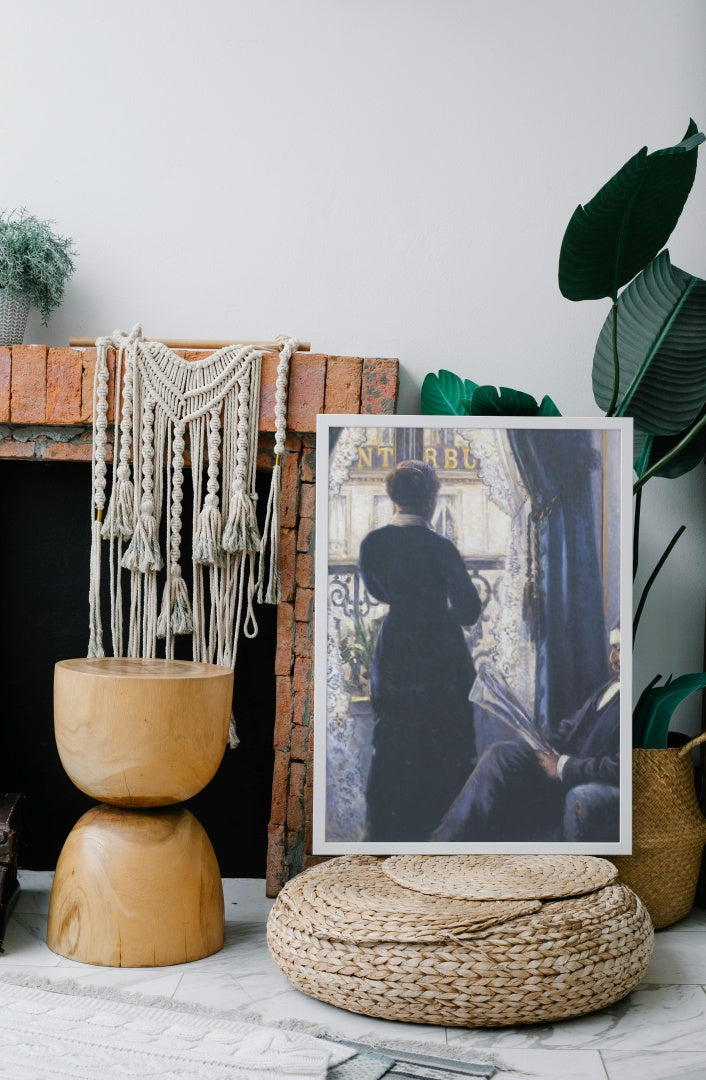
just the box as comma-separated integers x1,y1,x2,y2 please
157,572,194,638
194,498,224,566
258,462,282,605
88,327,296,750
87,519,105,658
122,504,163,574
228,711,240,749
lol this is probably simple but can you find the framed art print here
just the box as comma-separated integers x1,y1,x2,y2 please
313,415,633,855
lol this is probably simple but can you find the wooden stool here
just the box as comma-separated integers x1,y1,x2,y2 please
47,658,233,967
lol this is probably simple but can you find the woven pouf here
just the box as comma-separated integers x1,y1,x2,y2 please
267,855,654,1027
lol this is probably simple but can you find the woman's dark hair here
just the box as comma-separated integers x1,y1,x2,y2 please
386,460,440,511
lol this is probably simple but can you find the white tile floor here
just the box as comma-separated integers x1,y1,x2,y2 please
3,871,706,1080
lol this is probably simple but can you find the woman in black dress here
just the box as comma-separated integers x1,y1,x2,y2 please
359,460,482,841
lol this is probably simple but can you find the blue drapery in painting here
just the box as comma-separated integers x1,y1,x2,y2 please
508,430,609,731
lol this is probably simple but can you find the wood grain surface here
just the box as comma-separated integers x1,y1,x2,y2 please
54,658,233,806
47,804,224,966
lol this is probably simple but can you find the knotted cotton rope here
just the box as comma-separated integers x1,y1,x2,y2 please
88,326,297,746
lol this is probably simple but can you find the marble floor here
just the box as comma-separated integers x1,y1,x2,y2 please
2,871,706,1079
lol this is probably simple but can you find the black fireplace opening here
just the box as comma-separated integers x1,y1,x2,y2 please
0,459,276,877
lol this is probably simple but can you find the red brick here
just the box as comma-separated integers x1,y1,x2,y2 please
258,351,279,433
299,482,316,520
279,528,297,603
265,824,286,897
284,434,302,453
288,355,326,432
280,450,301,529
286,792,304,834
300,443,316,483
45,348,84,424
294,587,314,623
297,516,314,554
41,441,95,462
295,621,312,660
11,345,46,423
293,656,312,694
0,439,35,458
273,676,293,750
295,552,314,590
274,602,295,676
80,348,96,421
260,352,326,435
269,750,290,826
289,761,306,800
361,358,399,415
290,724,308,762
0,348,10,422
304,769,315,853
325,356,363,413
293,690,310,727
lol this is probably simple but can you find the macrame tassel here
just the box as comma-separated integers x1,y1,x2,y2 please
222,489,261,554
195,405,225,566
194,494,224,566
258,462,282,604
157,570,194,637
101,468,135,540
228,711,240,749
122,499,163,573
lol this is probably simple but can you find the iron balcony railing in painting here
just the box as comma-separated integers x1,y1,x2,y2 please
328,559,505,695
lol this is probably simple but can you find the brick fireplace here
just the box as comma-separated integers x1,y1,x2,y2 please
0,343,399,895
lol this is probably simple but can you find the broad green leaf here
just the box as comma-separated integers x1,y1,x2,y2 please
538,395,562,417
633,672,706,748
470,385,562,416
559,120,704,301
634,407,706,479
592,251,706,434
421,370,477,415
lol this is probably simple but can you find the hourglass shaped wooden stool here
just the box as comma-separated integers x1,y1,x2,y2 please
47,658,233,967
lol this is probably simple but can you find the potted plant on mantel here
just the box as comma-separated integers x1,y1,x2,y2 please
0,209,75,345
422,120,706,927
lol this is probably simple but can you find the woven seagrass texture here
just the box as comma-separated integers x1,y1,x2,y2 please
610,738,706,929
0,291,29,346
267,857,654,1027
275,856,541,943
382,853,618,900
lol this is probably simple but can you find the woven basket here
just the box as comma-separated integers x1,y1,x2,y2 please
267,855,654,1027
610,732,706,930
0,290,29,346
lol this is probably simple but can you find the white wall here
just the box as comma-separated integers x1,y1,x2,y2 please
3,0,705,726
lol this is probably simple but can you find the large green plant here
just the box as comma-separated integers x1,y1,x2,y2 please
422,123,706,748
558,120,706,747
0,209,75,323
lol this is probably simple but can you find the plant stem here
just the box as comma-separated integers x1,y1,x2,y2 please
606,302,620,417
633,409,706,492
633,486,642,582
632,672,663,747
633,525,686,643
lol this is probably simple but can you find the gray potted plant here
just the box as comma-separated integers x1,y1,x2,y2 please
0,209,76,345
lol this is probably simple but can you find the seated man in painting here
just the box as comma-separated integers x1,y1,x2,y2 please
431,623,621,844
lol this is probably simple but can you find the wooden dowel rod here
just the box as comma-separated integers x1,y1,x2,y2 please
69,337,311,351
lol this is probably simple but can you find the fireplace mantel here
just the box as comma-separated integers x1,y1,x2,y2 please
0,343,399,894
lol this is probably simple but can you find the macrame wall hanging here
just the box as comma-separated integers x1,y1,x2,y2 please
88,325,297,745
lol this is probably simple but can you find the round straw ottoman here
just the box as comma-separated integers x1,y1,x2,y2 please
267,855,654,1027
